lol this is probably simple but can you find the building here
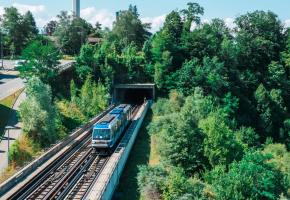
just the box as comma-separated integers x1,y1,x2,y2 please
72,0,80,17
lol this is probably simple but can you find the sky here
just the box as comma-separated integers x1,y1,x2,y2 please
0,0,289,32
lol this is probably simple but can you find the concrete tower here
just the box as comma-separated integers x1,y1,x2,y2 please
72,0,80,17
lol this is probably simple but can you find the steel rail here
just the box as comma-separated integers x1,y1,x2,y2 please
42,149,94,200
24,139,91,200
64,156,109,200
8,106,115,200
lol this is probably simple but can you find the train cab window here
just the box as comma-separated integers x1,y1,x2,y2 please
93,129,110,140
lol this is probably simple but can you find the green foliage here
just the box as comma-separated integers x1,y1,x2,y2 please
75,44,96,82
162,167,194,200
111,5,151,49
19,77,59,147
148,89,215,173
19,37,61,85
78,76,109,119
53,11,93,55
9,135,39,166
205,150,288,200
1,7,38,56
137,165,167,200
199,110,244,167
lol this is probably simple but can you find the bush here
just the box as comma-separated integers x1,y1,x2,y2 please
19,77,59,147
9,135,38,166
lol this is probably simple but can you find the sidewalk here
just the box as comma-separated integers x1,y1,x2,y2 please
0,91,26,173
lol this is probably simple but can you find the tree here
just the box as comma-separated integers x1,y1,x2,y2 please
199,110,244,167
137,165,167,200
112,5,151,49
19,37,61,85
22,11,38,39
2,7,24,56
2,7,38,56
53,11,93,54
235,11,286,72
176,57,229,96
75,44,96,82
205,150,288,200
181,2,204,31
149,89,214,173
19,77,59,147
78,76,109,119
44,20,57,36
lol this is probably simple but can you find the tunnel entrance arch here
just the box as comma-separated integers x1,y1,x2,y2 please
113,84,155,104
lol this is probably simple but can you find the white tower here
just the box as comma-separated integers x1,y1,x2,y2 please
72,0,80,17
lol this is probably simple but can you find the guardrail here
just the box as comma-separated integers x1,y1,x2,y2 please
0,105,114,197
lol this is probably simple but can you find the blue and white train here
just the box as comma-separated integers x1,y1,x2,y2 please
92,104,133,149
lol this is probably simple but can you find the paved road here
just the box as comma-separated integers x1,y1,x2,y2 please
0,91,26,173
0,77,25,100
0,59,74,101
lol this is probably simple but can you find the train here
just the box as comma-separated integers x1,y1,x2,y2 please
92,104,133,149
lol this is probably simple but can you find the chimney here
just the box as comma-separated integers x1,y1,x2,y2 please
72,0,80,17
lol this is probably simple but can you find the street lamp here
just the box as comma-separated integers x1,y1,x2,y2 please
5,125,14,165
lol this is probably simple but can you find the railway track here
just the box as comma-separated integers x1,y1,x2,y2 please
7,104,142,200
7,106,114,200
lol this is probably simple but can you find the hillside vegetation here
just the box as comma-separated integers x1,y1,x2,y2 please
0,2,289,198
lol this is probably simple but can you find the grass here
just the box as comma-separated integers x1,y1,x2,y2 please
149,134,160,166
0,163,17,184
113,110,157,200
0,89,23,137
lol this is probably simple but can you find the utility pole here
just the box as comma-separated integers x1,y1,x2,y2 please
5,126,14,165
0,30,3,70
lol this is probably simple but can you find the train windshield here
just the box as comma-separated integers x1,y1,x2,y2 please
93,129,110,140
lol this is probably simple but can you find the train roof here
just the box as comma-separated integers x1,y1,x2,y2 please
94,104,131,129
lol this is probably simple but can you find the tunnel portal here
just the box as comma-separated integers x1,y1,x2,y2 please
113,84,155,104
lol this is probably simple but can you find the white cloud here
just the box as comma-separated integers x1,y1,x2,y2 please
81,7,114,29
141,15,166,33
0,6,4,16
285,19,290,28
81,7,166,33
12,3,45,15
11,3,49,28
224,17,236,29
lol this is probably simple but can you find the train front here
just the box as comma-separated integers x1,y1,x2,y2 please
92,122,111,148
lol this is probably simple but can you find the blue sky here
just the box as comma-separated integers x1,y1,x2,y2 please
1,0,289,31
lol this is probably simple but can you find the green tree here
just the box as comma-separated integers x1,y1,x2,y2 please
75,44,96,82
53,11,93,55
180,2,204,31
176,57,229,96
19,37,61,85
19,77,59,147
44,20,57,36
2,7,38,56
22,11,38,39
235,11,286,72
112,5,151,48
206,150,288,200
199,110,244,167
79,76,109,119
137,165,167,200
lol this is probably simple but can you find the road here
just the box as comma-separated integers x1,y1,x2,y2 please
0,91,26,173
0,77,24,100
0,59,74,100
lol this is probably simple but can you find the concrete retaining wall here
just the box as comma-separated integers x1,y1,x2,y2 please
0,105,114,196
